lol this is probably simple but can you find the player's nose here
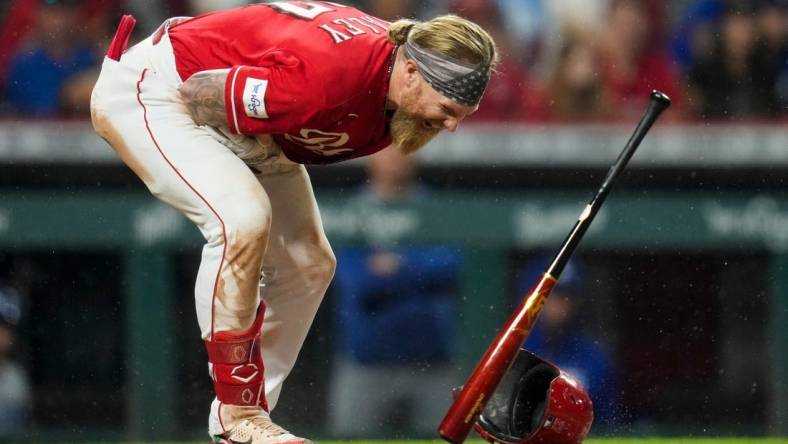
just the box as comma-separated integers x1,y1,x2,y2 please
444,118,459,132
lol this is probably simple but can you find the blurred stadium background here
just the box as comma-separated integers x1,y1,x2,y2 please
0,0,786,442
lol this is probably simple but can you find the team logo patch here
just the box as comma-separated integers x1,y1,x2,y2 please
243,77,269,118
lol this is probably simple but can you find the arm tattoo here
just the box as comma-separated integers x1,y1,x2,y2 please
179,69,230,127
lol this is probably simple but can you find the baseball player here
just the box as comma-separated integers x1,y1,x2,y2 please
90,2,497,443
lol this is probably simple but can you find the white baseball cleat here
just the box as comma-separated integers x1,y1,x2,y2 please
212,411,312,444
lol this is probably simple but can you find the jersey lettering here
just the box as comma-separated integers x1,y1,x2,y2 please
267,2,385,44
347,17,382,34
332,18,364,35
318,15,390,43
319,23,351,43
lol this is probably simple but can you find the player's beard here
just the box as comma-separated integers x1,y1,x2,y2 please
390,89,441,155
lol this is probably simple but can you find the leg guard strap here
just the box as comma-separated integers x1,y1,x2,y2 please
206,303,269,410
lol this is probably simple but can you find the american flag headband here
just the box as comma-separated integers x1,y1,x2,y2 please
403,40,490,107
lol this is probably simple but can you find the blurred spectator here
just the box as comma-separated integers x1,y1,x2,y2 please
364,0,417,21
597,0,682,120
670,0,725,74
546,26,611,121
450,0,549,121
689,3,786,119
4,0,103,117
497,0,610,80
519,256,620,429
329,148,460,438
752,1,788,115
116,0,191,35
0,283,30,435
121,0,168,36
0,0,779,122
0,0,40,91
494,0,549,69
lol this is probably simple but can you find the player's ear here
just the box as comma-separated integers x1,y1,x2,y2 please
404,59,419,86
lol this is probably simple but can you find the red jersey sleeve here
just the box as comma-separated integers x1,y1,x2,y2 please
223,51,326,135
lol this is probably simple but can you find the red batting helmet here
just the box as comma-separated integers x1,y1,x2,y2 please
474,349,593,444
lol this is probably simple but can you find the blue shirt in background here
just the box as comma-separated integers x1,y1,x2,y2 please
334,245,460,365
5,45,98,117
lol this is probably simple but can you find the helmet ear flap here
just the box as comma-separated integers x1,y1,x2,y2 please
474,349,594,444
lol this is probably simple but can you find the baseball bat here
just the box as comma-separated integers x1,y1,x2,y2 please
439,91,672,443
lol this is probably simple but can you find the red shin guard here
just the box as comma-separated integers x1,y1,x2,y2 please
205,303,269,410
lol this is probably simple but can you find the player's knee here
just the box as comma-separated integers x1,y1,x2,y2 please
90,78,111,132
90,103,110,140
318,243,337,283
299,239,336,288
223,203,272,252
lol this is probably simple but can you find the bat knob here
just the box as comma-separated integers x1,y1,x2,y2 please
650,90,672,110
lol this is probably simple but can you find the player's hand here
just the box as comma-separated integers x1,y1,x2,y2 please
254,134,279,151
205,128,286,172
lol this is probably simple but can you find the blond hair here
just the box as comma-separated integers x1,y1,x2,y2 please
387,15,498,69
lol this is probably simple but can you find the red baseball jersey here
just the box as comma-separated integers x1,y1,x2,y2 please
168,1,396,165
